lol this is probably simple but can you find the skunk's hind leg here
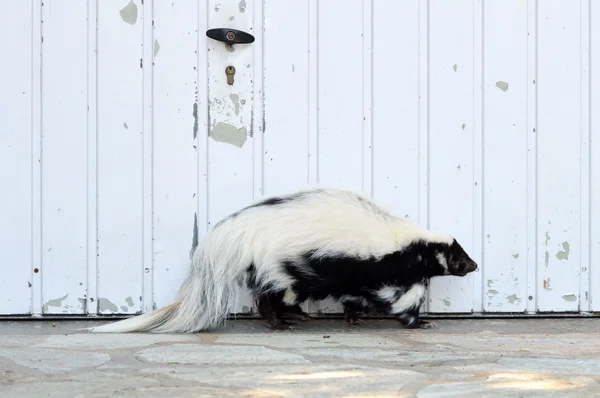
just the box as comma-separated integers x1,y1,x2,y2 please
343,300,365,326
256,292,298,330
396,307,437,329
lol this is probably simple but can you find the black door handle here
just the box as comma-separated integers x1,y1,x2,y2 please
206,28,255,45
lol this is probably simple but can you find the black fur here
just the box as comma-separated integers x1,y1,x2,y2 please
215,191,310,228
245,239,477,330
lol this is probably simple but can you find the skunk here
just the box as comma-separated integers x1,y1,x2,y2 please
87,188,477,333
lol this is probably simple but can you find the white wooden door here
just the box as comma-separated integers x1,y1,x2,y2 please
1,0,598,317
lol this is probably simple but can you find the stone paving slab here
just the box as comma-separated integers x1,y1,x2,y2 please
140,363,426,398
135,344,311,365
0,318,599,397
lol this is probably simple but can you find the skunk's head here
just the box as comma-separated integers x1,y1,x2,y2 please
436,239,478,277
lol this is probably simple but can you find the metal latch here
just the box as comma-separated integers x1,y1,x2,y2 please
206,28,255,45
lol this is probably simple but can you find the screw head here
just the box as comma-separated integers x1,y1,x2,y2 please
226,31,236,41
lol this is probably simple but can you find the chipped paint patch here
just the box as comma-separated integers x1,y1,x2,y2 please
487,289,499,296
153,39,160,57
292,64,296,72
229,93,240,115
442,298,451,307
42,294,69,313
562,294,577,302
120,0,138,25
78,298,87,312
229,16,235,21
120,306,128,312
487,279,495,288
242,305,251,313
495,81,509,92
125,296,135,307
239,0,247,12
544,251,550,267
506,294,520,304
544,231,551,246
98,298,119,313
192,102,198,139
190,212,199,259
512,253,520,259
123,122,128,129
555,241,570,260
211,122,247,148
453,64,457,72
225,44,235,53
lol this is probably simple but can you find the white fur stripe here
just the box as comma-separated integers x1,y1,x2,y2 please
390,284,426,314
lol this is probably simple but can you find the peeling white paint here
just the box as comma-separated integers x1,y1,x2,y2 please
211,122,247,148
495,81,509,92
120,0,138,25
153,39,160,57
42,294,69,313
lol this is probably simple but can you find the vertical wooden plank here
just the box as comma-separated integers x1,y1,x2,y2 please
536,0,581,312
262,0,309,197
362,0,373,197
589,0,599,312
197,3,209,255
96,0,144,315
472,0,484,313
0,2,34,315
417,0,429,238
252,0,264,203
31,0,43,315
207,0,255,313
579,0,591,312
40,1,88,314
525,0,538,314
317,0,363,193
141,0,154,313
482,0,528,313
87,0,99,315
307,0,318,189
152,0,202,309
372,1,419,219
427,0,475,313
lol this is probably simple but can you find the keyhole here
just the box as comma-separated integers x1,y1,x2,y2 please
225,66,236,85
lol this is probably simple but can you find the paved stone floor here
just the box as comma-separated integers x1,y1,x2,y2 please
1,318,600,397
